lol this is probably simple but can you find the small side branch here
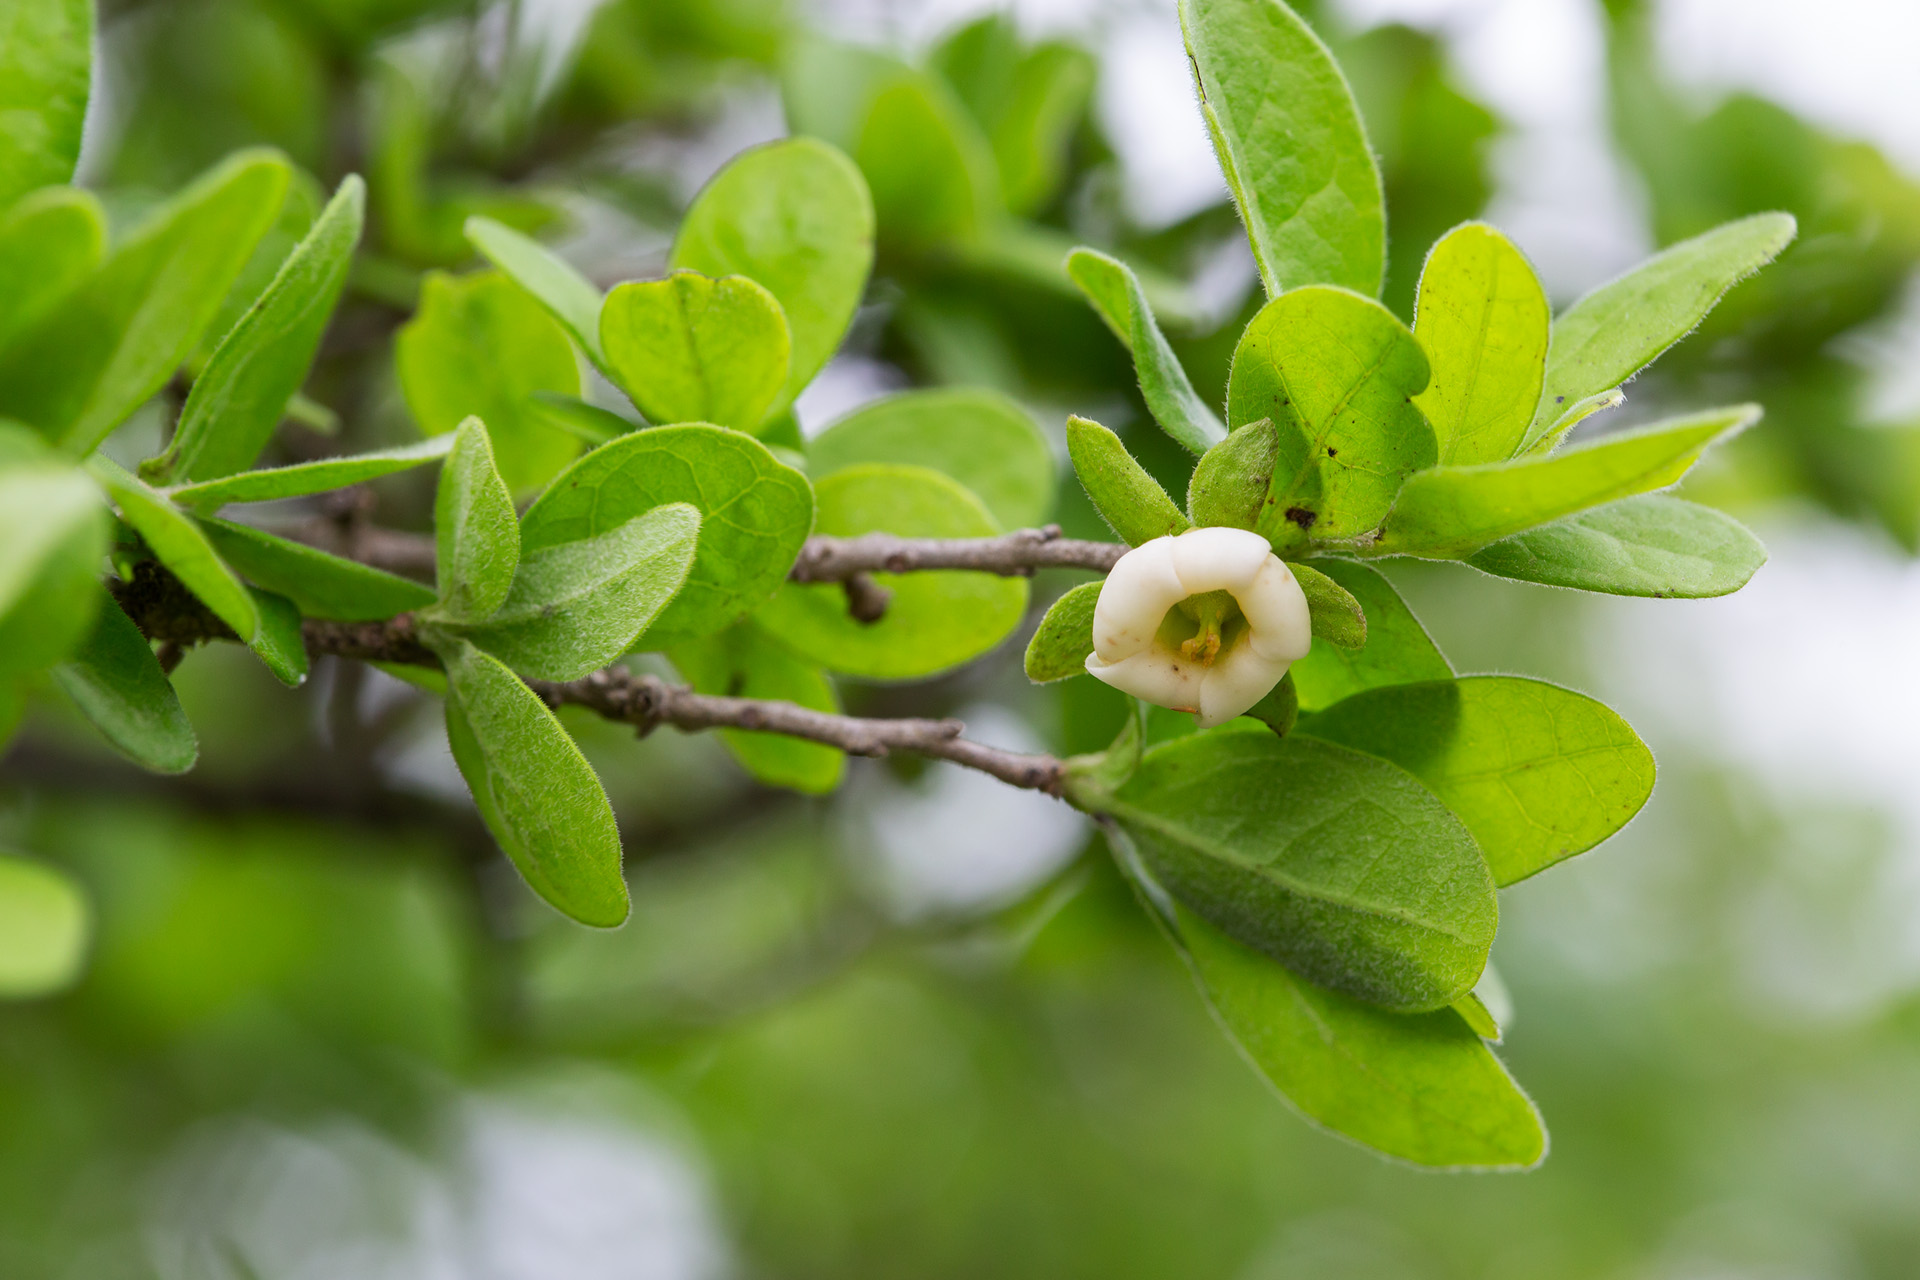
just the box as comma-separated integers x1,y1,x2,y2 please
788,525,1125,582
528,668,1065,795
277,520,1127,585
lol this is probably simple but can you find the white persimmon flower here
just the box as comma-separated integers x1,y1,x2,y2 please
1085,526,1312,728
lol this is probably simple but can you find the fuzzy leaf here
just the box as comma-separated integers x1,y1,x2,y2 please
1187,418,1276,531
0,854,91,999
439,638,628,928
1380,405,1759,558
51,593,197,773
1120,841,1544,1169
1066,416,1190,546
465,216,608,368
1304,676,1655,886
0,0,92,207
90,457,259,643
245,587,308,686
431,418,519,624
464,503,700,681
1466,494,1767,598
396,270,582,495
197,518,436,621
0,150,290,454
520,424,814,649
1291,562,1365,648
0,187,103,353
669,620,846,795
808,388,1053,530
1290,560,1450,713
156,176,365,483
756,464,1026,680
1090,728,1496,1013
170,436,452,508
600,271,790,434
671,137,875,413
1227,286,1434,550
1527,213,1796,448
1067,247,1227,454
1180,0,1383,298
1413,222,1550,465
1025,580,1102,683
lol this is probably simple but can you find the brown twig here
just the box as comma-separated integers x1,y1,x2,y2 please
110,563,1067,796
525,668,1065,795
275,519,1127,585
786,524,1125,581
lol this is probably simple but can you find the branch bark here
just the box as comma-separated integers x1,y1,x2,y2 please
111,567,1066,796
278,517,1126,584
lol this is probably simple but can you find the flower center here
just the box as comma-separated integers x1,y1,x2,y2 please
1174,590,1237,666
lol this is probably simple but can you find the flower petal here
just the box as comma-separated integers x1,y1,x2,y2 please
1085,648,1202,711
1239,557,1313,662
1167,525,1272,595
1092,536,1186,662
1197,633,1290,727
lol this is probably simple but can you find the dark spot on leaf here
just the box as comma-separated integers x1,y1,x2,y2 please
1284,507,1316,530
1556,395,1566,403
1326,446,1337,457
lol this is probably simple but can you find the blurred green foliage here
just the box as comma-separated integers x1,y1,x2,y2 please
9,0,1920,1274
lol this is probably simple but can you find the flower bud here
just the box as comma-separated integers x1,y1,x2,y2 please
1084,527,1311,727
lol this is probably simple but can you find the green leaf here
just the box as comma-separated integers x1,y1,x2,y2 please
1303,676,1655,886
396,269,583,495
0,0,92,207
599,270,791,434
1290,560,1450,713
0,186,104,353
1067,248,1227,454
1242,671,1298,737
1467,494,1767,598
89,457,259,643
1527,212,1796,448
1412,222,1550,465
1291,562,1365,648
855,74,999,252
1120,842,1544,1169
932,18,1095,217
669,620,846,795
439,637,628,928
0,854,92,999
755,464,1027,680
244,587,308,687
154,176,366,483
808,388,1053,530
464,503,700,681
1526,387,1625,456
1453,991,1502,1042
430,417,519,624
169,436,452,509
520,424,814,649
0,150,291,454
1379,404,1759,558
1025,580,1103,683
1226,286,1435,550
465,215,608,369
529,392,633,447
1066,416,1190,546
670,138,876,414
0,463,104,678
1180,0,1384,297
50,594,198,773
1187,417,1276,531
1088,728,1496,1012
197,517,436,621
